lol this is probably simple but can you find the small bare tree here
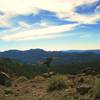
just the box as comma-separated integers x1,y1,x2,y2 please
44,57,53,72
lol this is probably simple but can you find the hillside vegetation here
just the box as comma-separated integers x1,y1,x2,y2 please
0,57,100,100
0,58,100,77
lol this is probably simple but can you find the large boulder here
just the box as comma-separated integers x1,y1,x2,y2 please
0,72,11,86
77,84,91,95
81,67,97,75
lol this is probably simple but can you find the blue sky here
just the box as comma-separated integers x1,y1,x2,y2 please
0,0,100,51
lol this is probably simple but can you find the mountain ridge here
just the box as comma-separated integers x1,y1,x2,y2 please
0,49,100,64
1,49,100,53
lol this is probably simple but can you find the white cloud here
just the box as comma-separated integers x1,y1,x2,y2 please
0,0,99,27
0,0,96,15
28,0,100,24
0,14,11,27
40,21,49,27
66,12,100,24
0,0,39,15
80,34,91,38
0,0,39,27
0,23,78,41
55,0,100,24
18,22,32,29
0,0,99,41
95,5,100,13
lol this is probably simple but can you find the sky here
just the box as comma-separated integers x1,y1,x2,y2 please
0,0,100,51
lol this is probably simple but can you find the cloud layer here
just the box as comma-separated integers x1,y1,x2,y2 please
0,0,100,41
1,23,78,41
0,0,99,25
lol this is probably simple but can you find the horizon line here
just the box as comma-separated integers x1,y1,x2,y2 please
0,48,100,52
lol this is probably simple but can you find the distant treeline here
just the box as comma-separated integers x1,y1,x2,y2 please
0,58,100,78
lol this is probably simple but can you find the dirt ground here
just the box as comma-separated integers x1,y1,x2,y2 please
0,74,99,100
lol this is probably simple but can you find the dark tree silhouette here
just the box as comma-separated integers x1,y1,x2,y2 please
44,57,53,72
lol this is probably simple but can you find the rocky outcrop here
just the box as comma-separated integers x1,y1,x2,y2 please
0,72,11,86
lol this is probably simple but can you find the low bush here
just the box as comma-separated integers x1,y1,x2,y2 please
47,75,67,91
16,76,28,83
92,78,100,98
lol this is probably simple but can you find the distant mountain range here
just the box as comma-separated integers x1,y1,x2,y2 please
63,50,100,54
0,49,100,64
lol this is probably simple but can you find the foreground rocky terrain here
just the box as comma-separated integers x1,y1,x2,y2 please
0,71,100,100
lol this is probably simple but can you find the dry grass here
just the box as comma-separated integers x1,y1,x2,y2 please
0,74,100,100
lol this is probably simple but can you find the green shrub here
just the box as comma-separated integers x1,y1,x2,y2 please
47,75,67,91
92,78,100,98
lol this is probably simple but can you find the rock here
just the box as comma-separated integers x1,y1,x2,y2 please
14,93,19,96
4,88,13,95
34,75,45,81
68,75,76,80
49,72,55,76
81,67,97,75
0,72,11,86
77,84,91,95
43,72,55,78
38,96,43,100
16,76,28,83
95,95,100,100
65,89,70,92
78,73,86,77
96,75,100,78
43,73,50,78
78,77,84,83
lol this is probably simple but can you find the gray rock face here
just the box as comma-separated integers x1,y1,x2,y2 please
0,72,11,86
